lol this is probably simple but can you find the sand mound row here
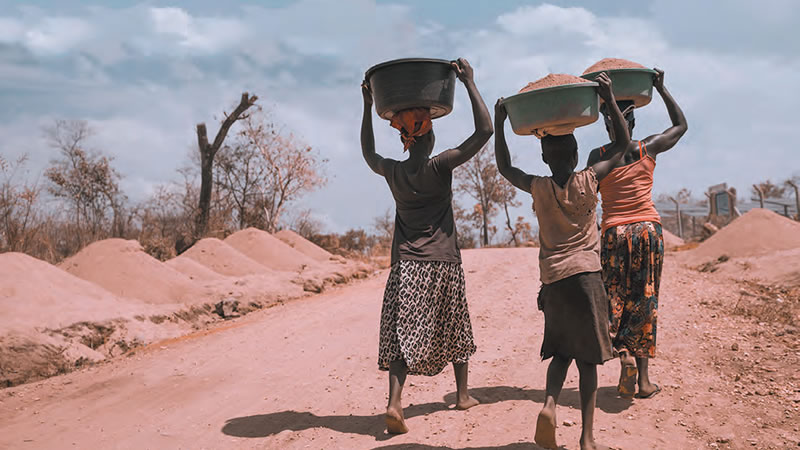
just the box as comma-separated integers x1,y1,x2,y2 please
583,57,645,74
165,257,226,281
224,228,319,272
519,73,589,93
174,238,274,277
60,239,203,304
687,209,800,263
0,252,145,331
275,230,333,262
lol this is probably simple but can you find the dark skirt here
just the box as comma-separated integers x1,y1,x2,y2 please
538,271,614,364
378,260,477,376
601,221,664,358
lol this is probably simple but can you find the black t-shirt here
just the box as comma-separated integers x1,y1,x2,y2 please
384,154,461,265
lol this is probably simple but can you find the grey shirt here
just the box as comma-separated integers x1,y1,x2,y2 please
384,154,461,265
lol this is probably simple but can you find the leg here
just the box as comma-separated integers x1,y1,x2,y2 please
635,357,660,398
386,360,409,434
617,349,637,398
576,360,600,450
535,355,571,450
452,362,479,410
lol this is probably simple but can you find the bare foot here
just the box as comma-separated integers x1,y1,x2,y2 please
580,438,611,450
455,395,479,410
534,407,558,449
617,352,637,398
635,382,661,399
385,407,409,434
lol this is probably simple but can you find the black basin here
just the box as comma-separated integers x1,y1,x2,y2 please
365,58,456,120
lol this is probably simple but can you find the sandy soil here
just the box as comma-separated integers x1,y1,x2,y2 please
2,248,797,449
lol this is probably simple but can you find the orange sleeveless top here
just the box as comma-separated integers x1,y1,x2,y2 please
598,141,661,234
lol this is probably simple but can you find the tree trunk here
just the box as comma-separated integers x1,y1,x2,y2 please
503,201,518,246
195,93,258,238
481,201,489,247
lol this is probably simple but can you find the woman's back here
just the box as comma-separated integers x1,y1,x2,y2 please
384,155,459,265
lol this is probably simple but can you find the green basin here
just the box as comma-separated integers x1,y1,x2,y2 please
581,68,656,107
502,82,599,137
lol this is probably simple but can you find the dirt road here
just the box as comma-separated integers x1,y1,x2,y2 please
1,248,798,449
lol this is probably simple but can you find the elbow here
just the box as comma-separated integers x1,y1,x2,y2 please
477,124,494,141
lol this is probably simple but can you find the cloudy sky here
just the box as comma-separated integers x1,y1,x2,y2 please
1,1,798,232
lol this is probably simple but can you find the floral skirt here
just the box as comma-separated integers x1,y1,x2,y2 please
601,221,664,358
378,260,476,376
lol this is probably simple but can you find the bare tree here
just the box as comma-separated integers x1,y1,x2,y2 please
195,92,258,237
215,141,268,230
372,208,394,252
455,144,504,246
0,155,43,254
751,179,786,199
43,120,124,246
288,209,323,239
239,114,326,232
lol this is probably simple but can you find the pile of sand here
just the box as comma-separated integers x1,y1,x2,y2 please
174,238,273,277
165,257,226,281
275,230,333,262
583,57,645,74
0,252,145,331
224,228,319,272
662,228,685,250
519,74,589,93
687,209,800,263
60,239,203,304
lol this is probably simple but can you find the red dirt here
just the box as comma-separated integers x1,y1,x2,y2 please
685,208,800,264
662,228,685,250
275,229,333,262
173,238,274,277
519,73,589,93
2,248,799,448
164,257,227,281
60,239,203,304
582,58,646,75
224,228,319,272
0,252,145,331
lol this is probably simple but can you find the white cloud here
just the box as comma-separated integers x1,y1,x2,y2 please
497,4,597,38
148,7,247,53
24,17,92,54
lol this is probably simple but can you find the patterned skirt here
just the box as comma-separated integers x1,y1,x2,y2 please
601,221,664,358
378,260,477,376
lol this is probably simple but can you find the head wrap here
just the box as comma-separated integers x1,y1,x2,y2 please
390,108,432,151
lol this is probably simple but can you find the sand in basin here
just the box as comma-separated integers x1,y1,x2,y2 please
60,239,203,304
662,228,685,250
275,229,333,262
224,228,319,272
519,73,589,93
175,238,273,277
583,57,646,74
0,252,145,331
686,209,800,263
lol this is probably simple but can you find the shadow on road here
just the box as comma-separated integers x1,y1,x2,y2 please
222,385,630,441
453,385,632,414
222,401,449,441
371,443,549,450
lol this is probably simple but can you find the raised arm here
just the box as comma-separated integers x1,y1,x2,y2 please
436,58,494,170
361,81,392,176
641,68,688,157
591,73,632,181
494,99,534,193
